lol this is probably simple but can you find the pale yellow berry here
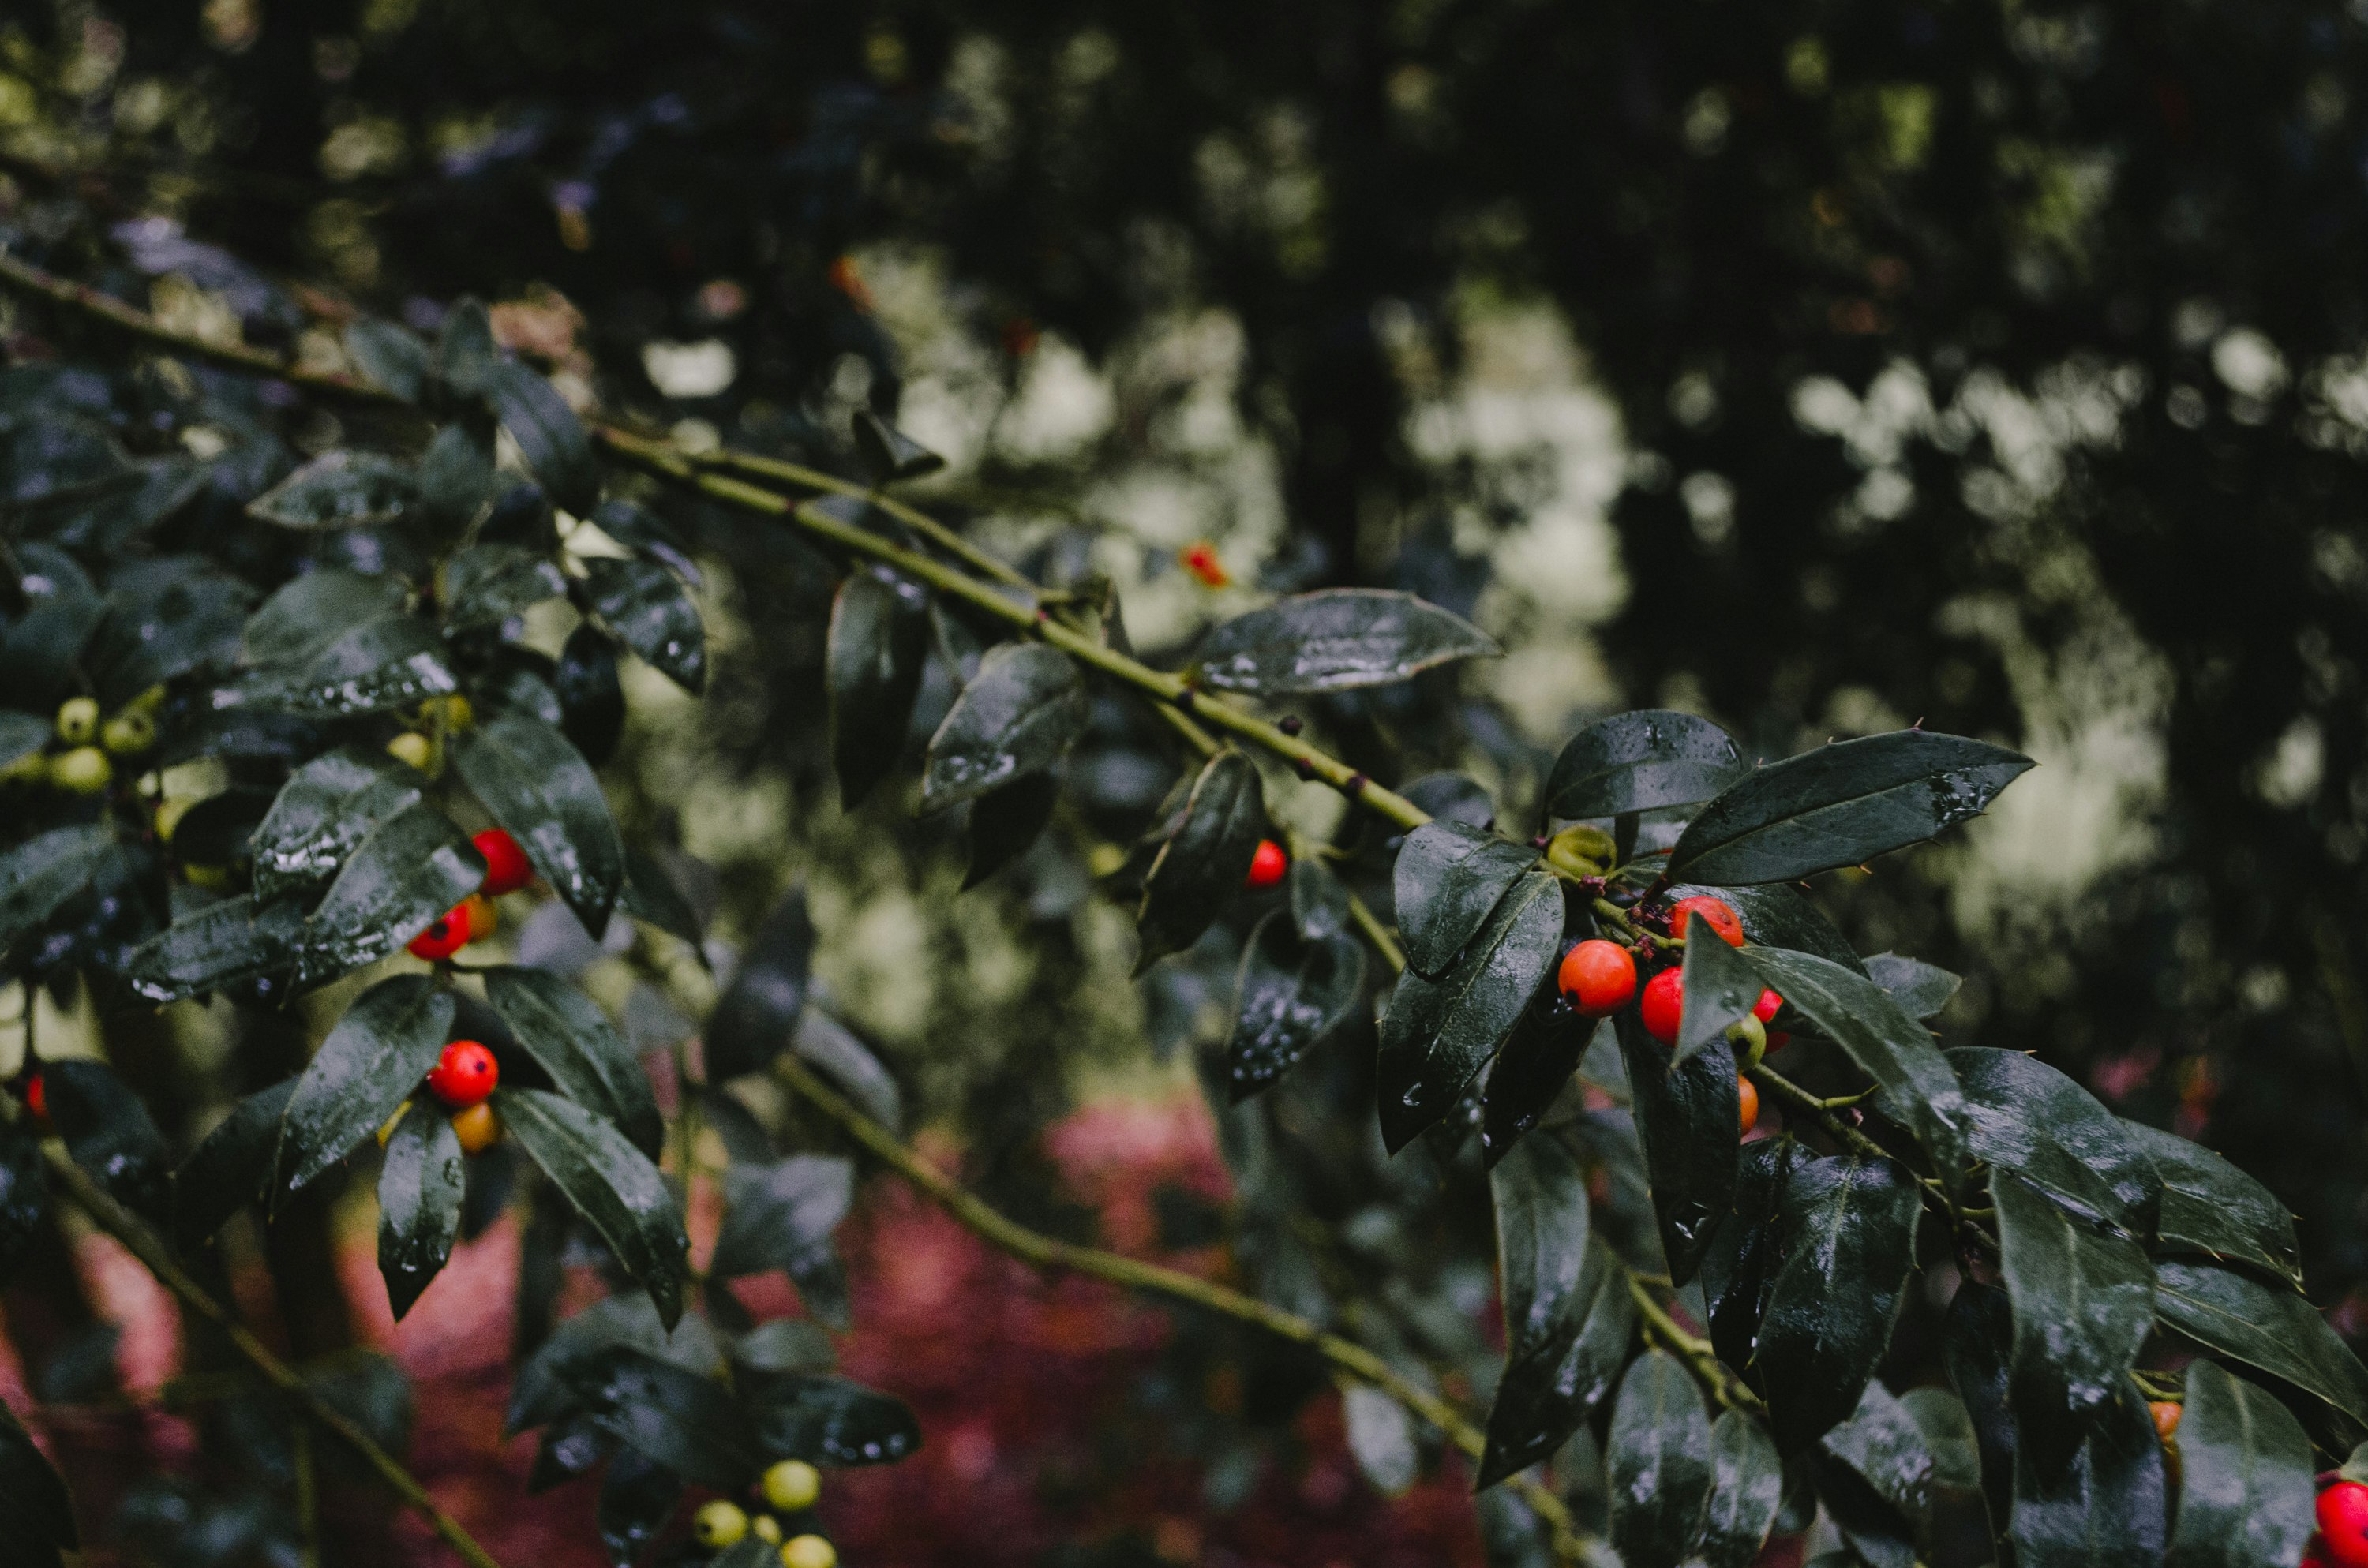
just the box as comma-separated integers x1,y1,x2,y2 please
155,797,197,842
751,1515,784,1544
54,698,97,745
781,1536,837,1568
386,732,433,771
50,746,111,795
762,1459,821,1512
101,709,155,756
691,1499,749,1547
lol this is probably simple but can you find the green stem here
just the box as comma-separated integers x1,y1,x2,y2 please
1624,1272,1764,1416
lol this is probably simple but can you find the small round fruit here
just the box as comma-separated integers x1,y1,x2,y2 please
450,1102,502,1155
1558,940,1637,1017
473,829,532,896
1753,990,1782,1023
2318,1482,2368,1568
751,1516,784,1545
1639,967,1684,1044
692,1499,751,1549
1669,896,1744,947
50,746,111,795
781,1536,837,1568
24,1073,47,1123
1725,1013,1768,1061
1738,1077,1759,1136
155,797,197,843
386,732,433,771
460,893,498,942
762,1458,822,1512
100,709,155,756
407,906,470,961
1243,839,1287,890
425,1039,498,1110
54,697,98,745
2149,1401,2182,1441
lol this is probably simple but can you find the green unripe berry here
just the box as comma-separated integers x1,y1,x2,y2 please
751,1514,784,1544
762,1458,822,1511
54,697,98,745
101,709,155,756
51,746,112,795
781,1536,837,1568
1724,1012,1768,1068
692,1499,749,1547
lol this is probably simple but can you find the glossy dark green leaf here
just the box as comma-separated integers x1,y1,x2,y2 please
1673,922,1763,1067
163,785,272,867
1194,588,1501,695
791,1009,903,1134
278,976,455,1195
1943,1281,2018,1532
920,642,1087,810
596,1446,680,1568
1137,749,1268,972
248,450,419,530
485,358,599,516
706,889,814,1080
1398,771,1497,830
1485,1234,1636,1488
125,893,305,1002
243,569,407,665
507,1294,723,1433
2153,1259,2368,1450
1820,1378,1974,1542
1656,883,1868,975
1698,1136,1808,1373
0,1121,48,1284
1616,1012,1740,1285
742,1372,923,1466
1699,1410,1785,1568
451,712,626,939
1953,1048,2158,1237
377,1104,463,1320
1479,999,1595,1167
1994,1170,2154,1468
0,1399,77,1562
43,1060,168,1220
250,746,425,901
499,1086,689,1329
482,966,663,1158
85,561,253,703
1864,953,1961,1020
2165,1358,2315,1568
556,623,625,765
826,569,929,808
963,774,1058,889
1393,820,1538,980
1287,855,1352,941
1759,1155,1922,1450
1376,869,1563,1153
590,498,700,584
1544,709,1748,820
711,1155,852,1284
435,298,497,396
733,1319,837,1378
1478,1129,1601,1485
583,556,705,694
621,851,706,951
1226,911,1365,1102
171,1079,294,1249
563,1346,762,1488
0,826,112,954
2010,1382,2165,1568
347,318,430,401
418,423,496,534
443,543,568,629
257,612,460,717
291,803,485,986
1667,730,2035,886
1606,1348,1714,1568
1737,946,1968,1177
2122,1121,2303,1288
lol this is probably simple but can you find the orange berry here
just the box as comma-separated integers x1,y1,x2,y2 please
2149,1401,2182,1440
1738,1077,1759,1136
1670,896,1744,947
460,893,498,942
1558,939,1638,1016
425,1040,498,1110
1244,839,1287,890
1639,967,1684,1043
1180,541,1231,589
450,1101,502,1154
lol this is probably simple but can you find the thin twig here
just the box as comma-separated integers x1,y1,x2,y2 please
1624,1274,1765,1416
770,1053,1599,1562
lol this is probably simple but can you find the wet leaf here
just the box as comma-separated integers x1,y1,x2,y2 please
171,1079,294,1249
1699,1137,1808,1373
706,889,813,1080
1392,820,1538,981
346,318,431,402
791,1009,902,1134
377,1103,464,1320
1673,921,1763,1068
1821,1378,1976,1545
1375,869,1562,1153
963,774,1058,889
1136,749,1267,972
2122,1121,2303,1288
1398,772,1497,830
1478,997,1595,1168
741,1372,922,1466
125,893,305,1002
443,543,568,629
435,298,497,396
556,623,626,765
1994,1170,2155,1469
250,745,425,901
1864,953,1961,1020
1759,1154,1922,1450
621,851,706,951
291,803,485,986
451,712,626,939
1478,1130,1613,1486
1659,881,1865,975
248,451,420,530
1606,1349,1713,1568
243,569,407,666
1943,1281,2019,1532
2153,1258,2368,1451
826,569,929,808
564,1345,762,1488
597,1448,680,1568
500,1087,689,1327
2165,1357,2317,1568
921,642,1087,810
1287,855,1352,941
1226,911,1364,1102
254,612,459,717
1194,588,1501,695
508,1295,723,1434
1699,1410,1785,1568
0,1121,48,1284
485,359,599,516
1953,1048,2159,1238
277,976,455,1195
1666,729,2034,886
1615,1011,1740,1285
1343,1383,1418,1495
583,556,705,693
590,498,700,584
852,409,946,481
418,423,496,534
85,561,253,703
0,826,113,955
2010,1382,2165,1568
482,966,664,1158
44,1059,169,1219
1544,709,1748,820
711,1155,853,1312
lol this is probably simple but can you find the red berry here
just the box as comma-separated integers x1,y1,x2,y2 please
1754,989,1782,1023
425,1039,499,1110
1639,967,1684,1043
1244,839,1287,890
2322,1484,2368,1568
1558,940,1638,1016
24,1073,45,1122
474,829,532,897
1670,896,1744,947
407,907,471,962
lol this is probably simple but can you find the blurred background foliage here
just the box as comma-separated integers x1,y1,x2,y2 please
6,0,2368,1500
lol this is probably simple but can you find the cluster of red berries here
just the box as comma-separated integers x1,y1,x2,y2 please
407,829,533,961
1556,896,1775,1136
384,1037,504,1154
2312,1478,2368,1568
